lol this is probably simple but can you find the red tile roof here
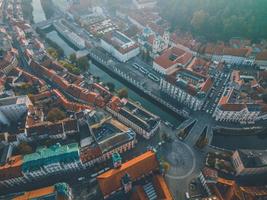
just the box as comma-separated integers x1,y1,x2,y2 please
154,47,192,69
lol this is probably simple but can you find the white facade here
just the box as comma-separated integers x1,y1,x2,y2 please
152,61,177,75
205,53,253,66
100,39,140,63
22,159,82,181
213,106,260,124
152,32,169,55
81,133,136,168
160,79,204,111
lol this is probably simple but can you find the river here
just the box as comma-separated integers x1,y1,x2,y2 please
89,63,183,125
32,0,46,23
41,31,182,125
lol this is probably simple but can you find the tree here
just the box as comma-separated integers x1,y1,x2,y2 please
106,82,116,92
158,0,267,41
191,10,208,33
69,53,77,64
117,88,128,99
77,56,89,71
47,108,66,122
162,161,170,172
17,142,33,155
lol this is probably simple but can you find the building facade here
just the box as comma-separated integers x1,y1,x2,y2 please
22,143,81,181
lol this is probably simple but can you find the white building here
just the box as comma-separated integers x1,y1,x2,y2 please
133,0,157,9
160,75,212,111
100,31,140,63
212,87,265,124
204,45,252,65
138,27,170,58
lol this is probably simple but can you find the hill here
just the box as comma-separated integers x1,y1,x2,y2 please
158,0,267,42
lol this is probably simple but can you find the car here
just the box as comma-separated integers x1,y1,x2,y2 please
78,177,85,181
185,192,190,200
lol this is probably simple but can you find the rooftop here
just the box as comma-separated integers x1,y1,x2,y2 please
0,95,32,107
102,31,139,54
22,143,79,172
97,151,159,197
238,149,267,168
154,47,193,69
13,182,70,200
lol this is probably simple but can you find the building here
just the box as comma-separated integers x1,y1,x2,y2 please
0,155,26,188
204,45,253,65
107,97,160,139
138,27,169,58
199,167,267,200
12,182,72,200
0,51,18,75
232,150,267,177
25,105,79,139
100,31,140,62
153,47,193,75
22,143,81,180
80,115,136,168
53,21,85,49
213,71,267,124
160,61,213,111
0,96,32,126
255,51,267,69
133,0,157,9
97,150,173,199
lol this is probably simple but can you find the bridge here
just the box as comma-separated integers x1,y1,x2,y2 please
32,16,63,29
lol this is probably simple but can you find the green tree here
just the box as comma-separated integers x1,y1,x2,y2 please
17,142,33,155
47,108,66,122
77,56,89,71
106,82,115,92
69,53,77,64
117,88,128,99
191,10,209,33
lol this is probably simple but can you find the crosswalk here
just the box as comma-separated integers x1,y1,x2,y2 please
143,182,158,200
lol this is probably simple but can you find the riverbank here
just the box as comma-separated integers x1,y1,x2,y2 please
90,57,186,124
211,128,267,150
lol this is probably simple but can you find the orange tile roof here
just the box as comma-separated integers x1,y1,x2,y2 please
97,151,158,197
0,155,22,181
13,186,55,200
153,175,173,200
223,47,250,57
